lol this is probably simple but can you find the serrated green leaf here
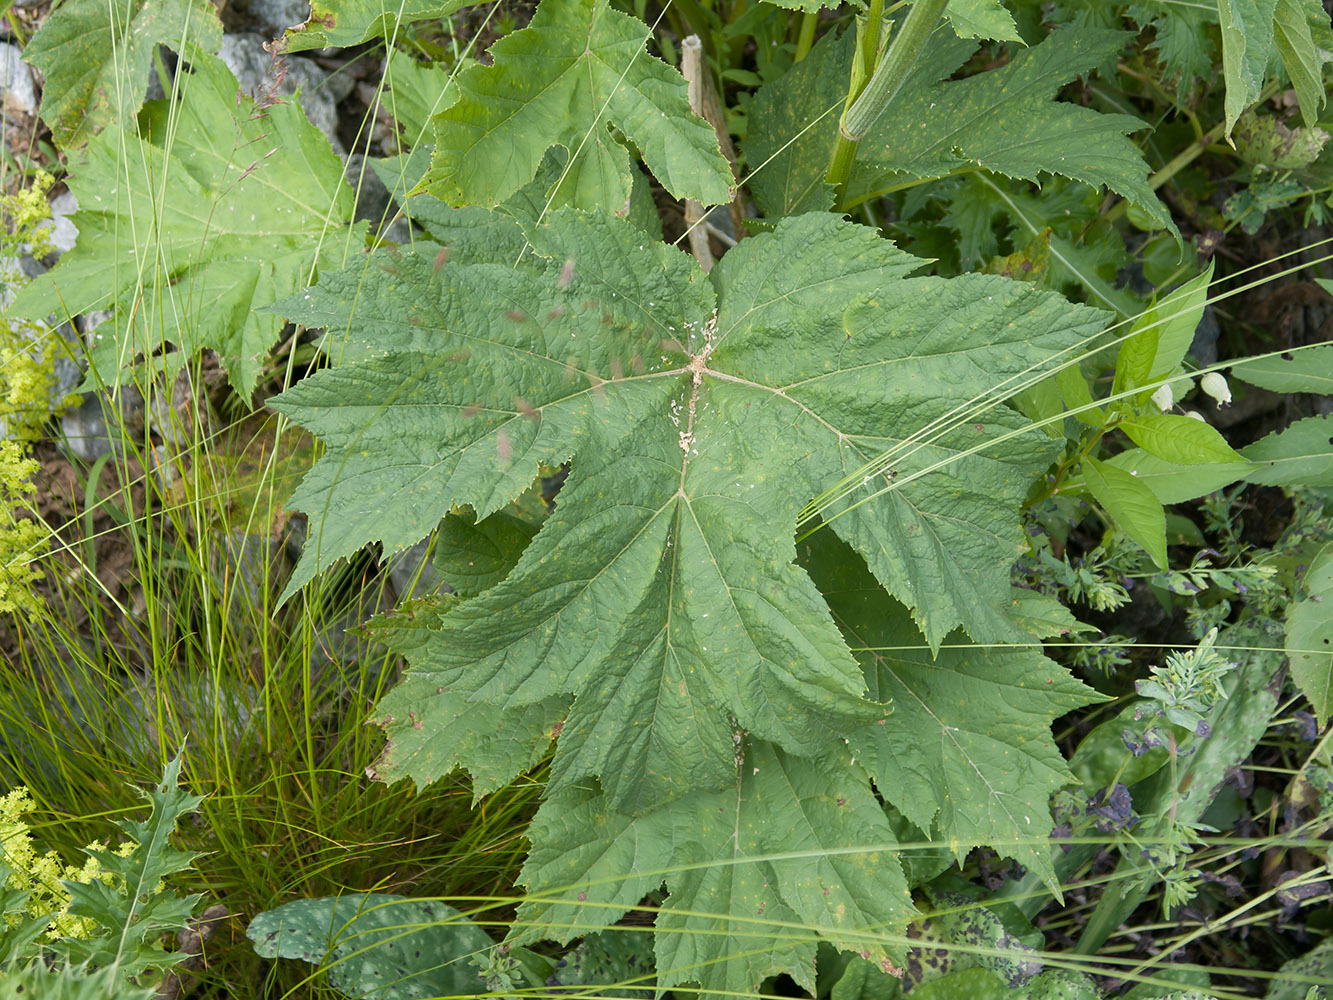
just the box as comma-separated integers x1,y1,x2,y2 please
1241,414,1333,487
802,529,1100,888
1083,455,1168,568
272,210,1107,808
850,28,1175,235
422,0,732,211
247,894,491,999
0,964,155,1000
1127,3,1218,101
1218,0,1279,138
23,0,221,149
1266,936,1333,1000
514,740,914,996
1104,449,1250,504
57,753,203,982
1273,0,1333,128
1118,413,1244,465
1230,344,1333,394
434,509,539,597
382,49,460,148
278,0,475,54
944,0,1022,41
1287,598,1332,727
10,48,363,395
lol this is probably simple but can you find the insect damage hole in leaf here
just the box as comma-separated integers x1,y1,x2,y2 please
270,206,1110,992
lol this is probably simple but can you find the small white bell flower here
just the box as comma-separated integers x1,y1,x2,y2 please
1200,371,1232,406
1150,383,1174,412
1185,410,1207,422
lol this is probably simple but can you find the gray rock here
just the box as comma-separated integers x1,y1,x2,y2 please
217,33,348,154
385,536,451,600
0,43,36,116
47,190,79,255
248,0,313,40
60,385,144,462
345,153,396,234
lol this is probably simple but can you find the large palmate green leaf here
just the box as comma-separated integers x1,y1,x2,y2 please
270,207,1105,988
277,0,475,53
422,0,733,211
23,0,221,149
746,25,1172,233
801,530,1101,886
514,740,915,994
11,49,363,395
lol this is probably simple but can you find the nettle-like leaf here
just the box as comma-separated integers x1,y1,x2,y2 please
746,26,1173,234
421,0,733,211
24,0,222,148
943,0,1022,41
277,0,475,53
11,48,364,395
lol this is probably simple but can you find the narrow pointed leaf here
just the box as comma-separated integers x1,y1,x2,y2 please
1241,414,1333,487
1083,455,1168,568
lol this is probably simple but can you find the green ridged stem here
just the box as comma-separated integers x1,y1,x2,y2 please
827,0,950,210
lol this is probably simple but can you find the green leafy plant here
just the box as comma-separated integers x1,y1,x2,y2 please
0,753,205,997
8,0,1333,995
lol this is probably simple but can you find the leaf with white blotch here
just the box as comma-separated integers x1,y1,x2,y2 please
513,740,914,996
24,0,221,148
270,209,1107,818
800,529,1101,888
422,0,732,211
944,0,1022,41
1242,414,1333,487
277,0,475,53
247,894,491,998
10,48,363,395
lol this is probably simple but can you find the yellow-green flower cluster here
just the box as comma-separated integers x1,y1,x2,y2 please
0,786,138,940
0,440,48,619
2,170,72,444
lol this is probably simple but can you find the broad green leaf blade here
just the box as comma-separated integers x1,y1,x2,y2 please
1274,0,1333,127
277,0,475,53
944,0,1022,41
423,0,732,211
1230,344,1333,394
1083,455,1168,568
434,510,539,597
383,49,460,148
23,0,222,148
246,894,491,998
1118,413,1244,465
515,742,914,996
801,530,1100,888
1286,597,1333,727
1114,262,1213,392
744,28,848,217
10,49,363,395
1104,449,1250,504
1217,0,1279,138
273,209,1103,821
1241,414,1333,487
850,28,1175,235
